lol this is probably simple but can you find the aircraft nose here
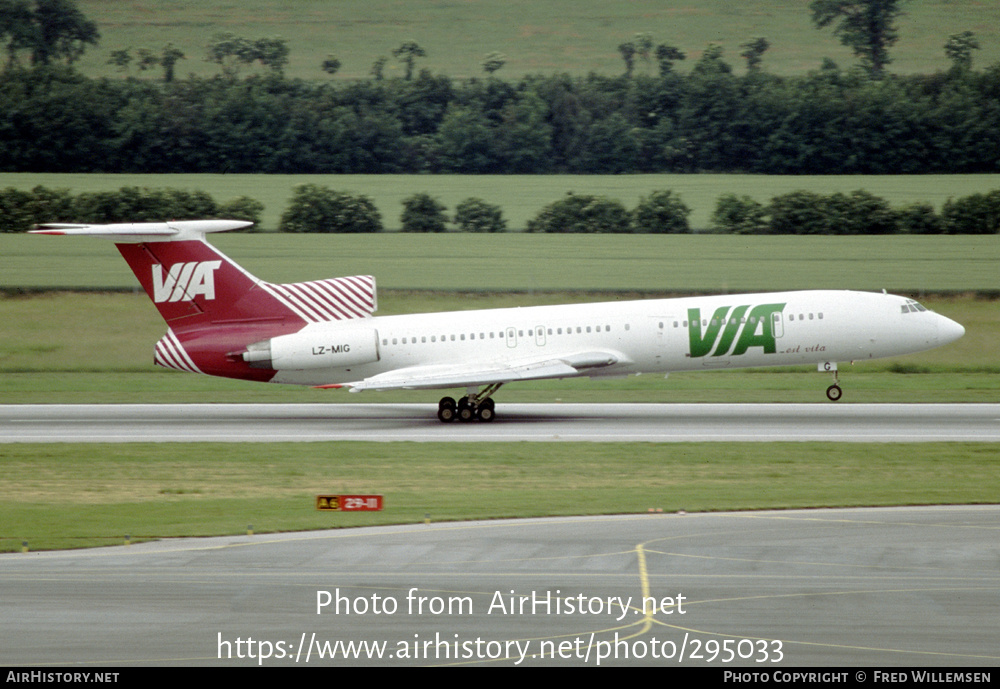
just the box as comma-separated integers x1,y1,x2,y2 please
936,314,965,345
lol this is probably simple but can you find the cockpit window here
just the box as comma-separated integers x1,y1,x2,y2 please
901,299,928,314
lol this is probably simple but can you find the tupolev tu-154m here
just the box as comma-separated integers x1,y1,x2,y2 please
31,220,966,422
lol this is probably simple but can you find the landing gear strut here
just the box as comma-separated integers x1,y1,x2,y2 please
821,362,842,401
437,383,502,423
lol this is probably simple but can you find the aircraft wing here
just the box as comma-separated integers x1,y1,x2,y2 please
326,350,625,392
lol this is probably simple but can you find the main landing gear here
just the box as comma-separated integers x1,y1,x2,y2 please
437,383,502,423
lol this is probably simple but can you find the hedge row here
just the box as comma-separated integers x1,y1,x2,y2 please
4,184,999,235
0,185,263,233
711,189,1000,235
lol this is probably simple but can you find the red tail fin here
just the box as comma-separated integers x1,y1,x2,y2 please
32,220,376,381
116,240,302,329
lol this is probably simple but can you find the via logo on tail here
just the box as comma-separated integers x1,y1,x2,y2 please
152,261,222,303
687,303,786,358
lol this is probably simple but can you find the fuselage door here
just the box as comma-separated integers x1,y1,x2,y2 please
772,311,785,339
534,325,546,347
506,326,517,348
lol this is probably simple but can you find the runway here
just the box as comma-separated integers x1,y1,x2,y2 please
2,506,997,667
2,403,1000,442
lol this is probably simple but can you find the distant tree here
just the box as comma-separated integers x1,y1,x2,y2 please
692,44,731,75
218,196,264,226
572,113,639,173
634,32,654,72
253,36,288,76
0,187,36,232
944,31,979,72
526,193,631,234
28,184,74,223
482,51,505,75
401,193,448,232
160,43,184,82
71,187,219,224
321,54,341,76
809,0,908,77
0,0,35,68
740,37,769,72
766,190,829,234
618,40,636,78
279,184,382,233
29,0,99,65
206,33,287,77
135,47,158,72
162,188,218,219
370,55,387,80
631,190,691,233
0,0,99,67
392,40,425,80
941,191,1000,235
710,194,767,234
107,48,131,73
895,202,942,235
206,32,254,77
824,190,898,234
454,197,506,232
0,185,73,232
654,43,685,75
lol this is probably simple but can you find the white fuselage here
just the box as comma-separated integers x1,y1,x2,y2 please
268,290,964,388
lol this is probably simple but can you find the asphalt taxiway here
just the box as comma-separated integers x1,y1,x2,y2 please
3,403,1000,442
2,506,997,666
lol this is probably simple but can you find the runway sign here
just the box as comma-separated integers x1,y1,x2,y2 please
317,495,384,511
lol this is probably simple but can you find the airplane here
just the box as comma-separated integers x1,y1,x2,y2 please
31,219,966,423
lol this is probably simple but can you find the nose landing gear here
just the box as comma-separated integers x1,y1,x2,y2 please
821,362,842,401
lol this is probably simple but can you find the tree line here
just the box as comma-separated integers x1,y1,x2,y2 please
5,184,998,235
1,0,997,175
1,60,998,175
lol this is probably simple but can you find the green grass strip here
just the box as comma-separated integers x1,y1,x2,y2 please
1,442,997,552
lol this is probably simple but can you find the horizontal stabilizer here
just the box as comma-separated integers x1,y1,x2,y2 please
31,219,252,239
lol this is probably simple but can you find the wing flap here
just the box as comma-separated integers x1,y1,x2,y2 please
335,350,623,392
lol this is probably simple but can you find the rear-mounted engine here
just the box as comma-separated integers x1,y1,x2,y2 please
242,327,380,370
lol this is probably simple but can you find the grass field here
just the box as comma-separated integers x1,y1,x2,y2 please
3,186,999,552
1,290,997,404
3,172,1000,232
6,231,1000,292
1,441,997,552
71,1,1000,80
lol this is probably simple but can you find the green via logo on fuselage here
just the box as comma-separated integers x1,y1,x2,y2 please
687,303,786,358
